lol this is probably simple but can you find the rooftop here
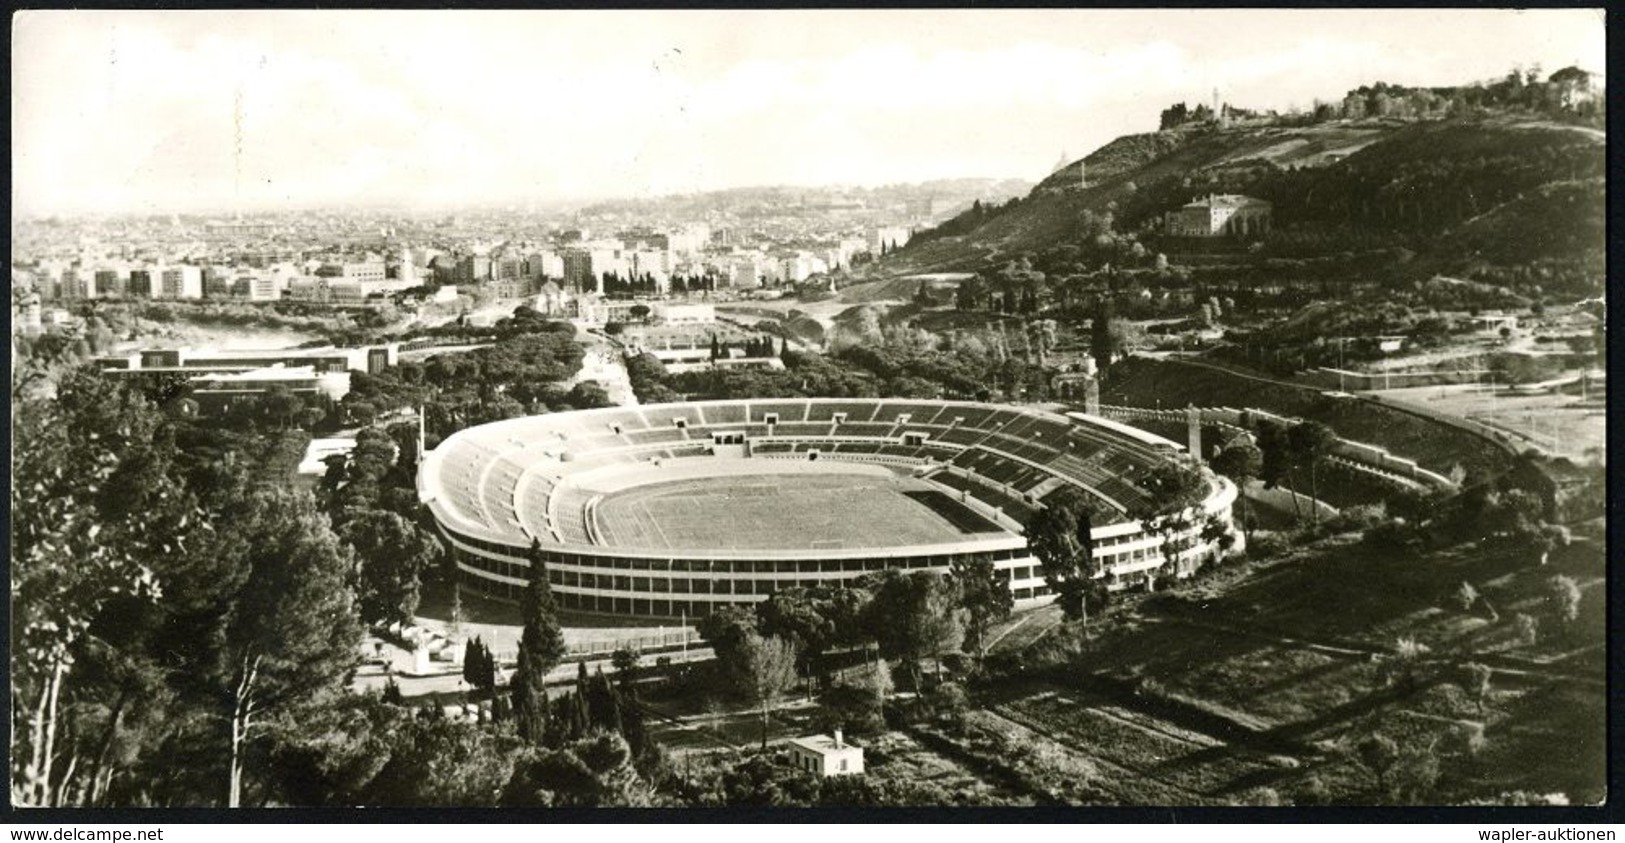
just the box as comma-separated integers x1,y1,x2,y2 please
191,364,327,383
788,734,860,756
1183,193,1271,209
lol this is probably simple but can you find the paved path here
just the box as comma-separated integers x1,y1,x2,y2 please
572,331,639,406
353,641,715,699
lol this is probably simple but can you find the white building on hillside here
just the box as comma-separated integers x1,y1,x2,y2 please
1165,194,1272,238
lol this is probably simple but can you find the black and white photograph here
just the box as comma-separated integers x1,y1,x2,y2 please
8,8,1610,819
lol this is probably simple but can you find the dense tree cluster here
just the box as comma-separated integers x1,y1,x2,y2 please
903,197,1021,249
12,371,364,807
9,359,669,806
709,334,782,360
596,271,720,298
630,331,1069,406
341,307,597,440
696,567,997,741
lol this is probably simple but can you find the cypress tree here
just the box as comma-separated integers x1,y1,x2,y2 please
470,637,494,701
1091,297,1116,373
512,540,567,744
381,675,405,706
585,667,624,735
462,635,483,692
621,689,648,757
571,662,592,738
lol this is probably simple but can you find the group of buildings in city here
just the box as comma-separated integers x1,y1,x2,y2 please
428,222,913,296
23,251,417,306
15,218,918,315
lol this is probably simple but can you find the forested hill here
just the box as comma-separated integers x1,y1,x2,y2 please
884,114,1603,297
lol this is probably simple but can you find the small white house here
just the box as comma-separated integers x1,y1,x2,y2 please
787,730,864,777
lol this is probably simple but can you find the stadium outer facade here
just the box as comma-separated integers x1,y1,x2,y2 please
416,398,1240,620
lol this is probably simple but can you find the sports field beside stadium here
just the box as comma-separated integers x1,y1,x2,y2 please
592,471,1010,552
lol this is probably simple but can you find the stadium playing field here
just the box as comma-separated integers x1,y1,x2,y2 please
592,472,1010,552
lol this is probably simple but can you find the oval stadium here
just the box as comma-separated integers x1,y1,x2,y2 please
416,399,1241,620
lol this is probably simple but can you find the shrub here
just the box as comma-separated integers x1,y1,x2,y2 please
1245,530,1291,560
1453,581,1480,613
1543,524,1572,548
1512,613,1539,647
1546,575,1582,626
1460,722,1488,756
1362,519,1418,551
1322,503,1389,535
930,681,970,722
1295,774,1332,806
1460,662,1494,714
818,683,886,736
1239,787,1284,807
939,652,977,680
1384,637,1432,689
1356,734,1400,790
1389,742,1442,803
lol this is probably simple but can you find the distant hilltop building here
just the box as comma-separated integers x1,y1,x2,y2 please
1165,194,1272,238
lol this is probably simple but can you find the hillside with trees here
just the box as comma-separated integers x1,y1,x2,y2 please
880,68,1604,301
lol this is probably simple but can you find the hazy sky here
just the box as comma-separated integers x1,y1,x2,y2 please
13,9,1606,216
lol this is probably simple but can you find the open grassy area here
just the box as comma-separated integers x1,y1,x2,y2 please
595,472,1007,551
1370,383,1605,464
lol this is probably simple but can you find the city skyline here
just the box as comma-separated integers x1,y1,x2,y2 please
13,9,1606,217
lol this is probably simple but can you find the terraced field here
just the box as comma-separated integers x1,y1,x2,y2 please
995,691,1290,804
975,523,1605,805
